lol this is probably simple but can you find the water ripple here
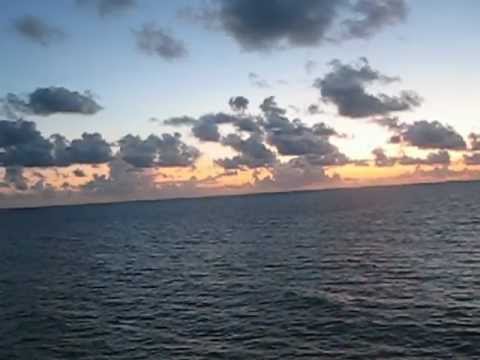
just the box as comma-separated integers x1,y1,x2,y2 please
1,182,480,358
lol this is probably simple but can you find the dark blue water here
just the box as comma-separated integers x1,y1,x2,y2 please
2,182,480,359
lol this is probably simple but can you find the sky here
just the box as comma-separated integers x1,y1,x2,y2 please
0,0,479,208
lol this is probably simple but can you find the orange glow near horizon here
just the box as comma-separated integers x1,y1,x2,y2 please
2,157,480,197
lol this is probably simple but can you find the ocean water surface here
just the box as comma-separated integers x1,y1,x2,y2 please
1,182,480,359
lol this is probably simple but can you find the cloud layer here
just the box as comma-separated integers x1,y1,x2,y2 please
0,119,200,171
0,120,111,167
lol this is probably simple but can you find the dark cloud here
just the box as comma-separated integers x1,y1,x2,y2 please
163,96,347,169
268,129,337,157
314,58,421,118
163,116,197,126
13,15,65,46
76,0,136,16
134,24,187,61
192,117,222,142
5,87,102,116
233,117,261,134
0,120,55,167
163,114,224,142
259,96,287,118
73,168,87,177
0,120,112,167
373,117,466,151
0,119,43,148
164,111,260,142
342,0,407,39
248,73,270,88
259,97,347,165
210,0,341,50
399,120,466,150
52,133,112,165
196,113,258,140
189,0,407,51
118,133,200,168
229,96,249,113
216,134,277,169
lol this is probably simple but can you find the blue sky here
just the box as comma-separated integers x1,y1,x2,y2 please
1,0,480,207
1,0,478,141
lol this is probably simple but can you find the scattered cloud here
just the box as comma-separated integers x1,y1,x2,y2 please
0,120,112,167
248,72,270,88
118,133,200,168
342,0,407,40
163,116,197,126
163,96,347,170
0,120,200,170
4,87,102,116
229,96,249,113
192,114,227,142
204,0,341,51
259,96,347,165
372,116,467,152
399,120,466,150
13,15,65,46
164,111,260,142
52,133,113,165
76,0,136,16
216,134,277,169
134,23,187,61
314,58,421,118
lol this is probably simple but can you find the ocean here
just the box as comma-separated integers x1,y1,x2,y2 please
1,181,480,359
